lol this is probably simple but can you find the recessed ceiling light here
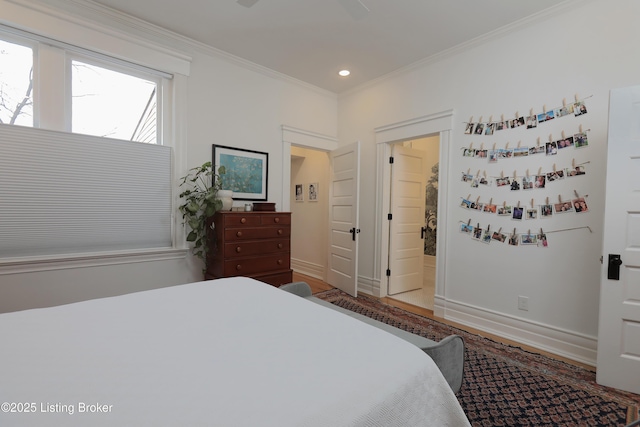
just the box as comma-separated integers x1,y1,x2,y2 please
338,70,351,77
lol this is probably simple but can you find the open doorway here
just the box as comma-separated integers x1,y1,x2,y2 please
386,135,439,311
289,146,330,281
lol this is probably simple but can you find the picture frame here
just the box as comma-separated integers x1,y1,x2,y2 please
213,145,268,201
308,182,318,202
295,184,304,202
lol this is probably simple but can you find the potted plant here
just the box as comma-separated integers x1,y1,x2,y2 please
178,161,226,266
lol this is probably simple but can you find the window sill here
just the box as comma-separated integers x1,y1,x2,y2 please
0,248,189,275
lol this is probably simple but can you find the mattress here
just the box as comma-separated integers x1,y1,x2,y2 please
0,277,470,426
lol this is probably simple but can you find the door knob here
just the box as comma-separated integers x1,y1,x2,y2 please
421,226,427,239
608,254,622,280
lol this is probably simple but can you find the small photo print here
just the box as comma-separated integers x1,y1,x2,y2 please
496,121,507,131
462,148,475,157
460,198,472,209
522,176,535,190
513,147,529,158
497,205,513,216
470,178,480,188
520,233,538,245
556,104,574,118
557,136,574,150
474,123,485,135
508,234,519,246
485,123,495,136
573,197,589,213
481,229,492,244
295,184,304,201
464,123,475,134
469,201,483,211
492,231,507,243
498,148,513,159
542,110,555,122
475,149,488,159
308,183,318,201
554,201,575,213
540,204,553,217
488,150,499,163
478,176,490,186
472,226,483,240
496,177,511,187
534,175,546,189
510,178,521,191
546,170,564,182
483,203,497,214
526,208,538,220
460,223,474,234
526,115,538,129
545,141,558,155
537,233,548,247
574,101,588,116
512,206,524,220
529,145,545,155
566,165,586,177
462,172,474,183
574,131,589,148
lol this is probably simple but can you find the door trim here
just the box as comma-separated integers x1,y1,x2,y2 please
374,109,454,318
281,125,338,212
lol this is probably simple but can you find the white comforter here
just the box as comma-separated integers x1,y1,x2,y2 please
0,277,470,426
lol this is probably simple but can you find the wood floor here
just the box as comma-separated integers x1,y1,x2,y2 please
291,272,595,372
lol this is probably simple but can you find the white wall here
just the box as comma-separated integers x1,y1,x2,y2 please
0,0,337,312
289,146,329,279
338,0,640,364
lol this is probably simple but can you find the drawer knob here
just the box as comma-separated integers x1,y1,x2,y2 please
277,243,283,249
236,264,242,271
235,246,242,253
240,218,247,224
274,217,280,223
277,229,283,235
236,231,243,237
277,259,283,265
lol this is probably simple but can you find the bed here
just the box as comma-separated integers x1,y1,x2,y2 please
0,277,470,426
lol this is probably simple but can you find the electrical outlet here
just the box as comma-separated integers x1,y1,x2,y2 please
518,296,529,311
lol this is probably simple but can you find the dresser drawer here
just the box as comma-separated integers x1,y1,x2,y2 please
224,226,290,241
223,254,291,276
221,214,261,227
224,239,290,258
259,214,291,226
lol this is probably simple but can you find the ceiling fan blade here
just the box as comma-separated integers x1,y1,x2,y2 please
237,0,260,8
337,0,370,21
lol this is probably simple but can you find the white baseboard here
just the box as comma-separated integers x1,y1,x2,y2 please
435,297,597,367
291,258,324,280
357,275,379,296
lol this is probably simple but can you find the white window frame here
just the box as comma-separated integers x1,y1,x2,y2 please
0,19,191,274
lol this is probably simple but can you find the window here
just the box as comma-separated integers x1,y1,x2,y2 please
72,59,158,143
0,28,175,260
0,38,34,127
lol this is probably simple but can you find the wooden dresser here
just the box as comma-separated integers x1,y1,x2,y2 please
205,211,292,287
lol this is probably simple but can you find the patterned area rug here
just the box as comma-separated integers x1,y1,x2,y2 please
314,289,640,427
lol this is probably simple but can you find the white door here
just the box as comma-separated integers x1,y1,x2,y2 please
388,144,427,295
596,85,640,394
327,142,360,297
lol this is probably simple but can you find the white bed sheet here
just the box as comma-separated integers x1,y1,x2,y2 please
0,277,470,426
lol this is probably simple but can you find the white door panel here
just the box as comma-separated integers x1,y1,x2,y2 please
327,142,360,297
597,85,640,394
388,145,427,295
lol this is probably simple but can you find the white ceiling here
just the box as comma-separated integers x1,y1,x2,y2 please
91,0,567,94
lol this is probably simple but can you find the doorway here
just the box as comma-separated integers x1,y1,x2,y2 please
386,136,439,311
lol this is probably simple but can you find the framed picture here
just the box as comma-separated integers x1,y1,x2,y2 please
213,145,268,201
308,182,319,202
295,184,304,202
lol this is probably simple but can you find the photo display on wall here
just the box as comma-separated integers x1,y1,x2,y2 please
459,95,593,248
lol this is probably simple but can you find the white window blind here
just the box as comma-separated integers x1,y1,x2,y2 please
0,124,172,258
